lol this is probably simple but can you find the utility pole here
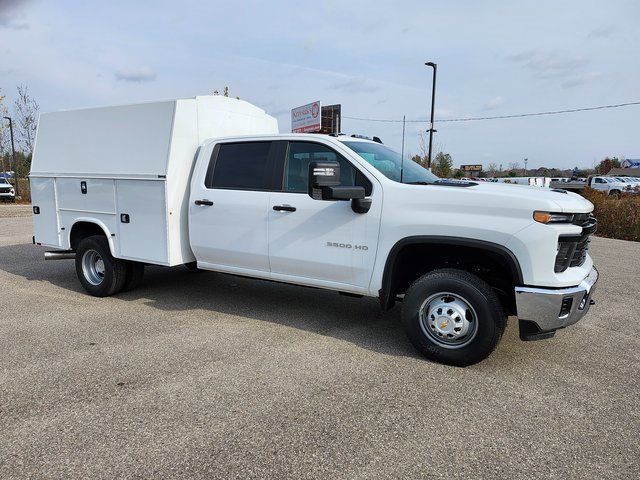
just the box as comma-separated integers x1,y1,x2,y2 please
400,115,406,183
3,116,18,197
524,157,528,177
425,62,437,170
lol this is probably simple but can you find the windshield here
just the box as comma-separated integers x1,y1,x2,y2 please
342,141,440,184
0,178,8,184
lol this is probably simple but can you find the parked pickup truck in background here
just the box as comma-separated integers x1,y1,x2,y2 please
30,95,599,366
587,175,633,196
0,177,15,202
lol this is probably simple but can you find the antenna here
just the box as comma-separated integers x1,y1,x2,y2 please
400,115,406,183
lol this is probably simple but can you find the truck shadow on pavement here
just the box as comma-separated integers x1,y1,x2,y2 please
0,243,423,358
1,243,532,363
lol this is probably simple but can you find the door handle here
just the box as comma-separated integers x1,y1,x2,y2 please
273,205,296,212
194,199,214,206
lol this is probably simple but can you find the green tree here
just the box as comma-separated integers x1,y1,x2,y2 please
433,152,453,178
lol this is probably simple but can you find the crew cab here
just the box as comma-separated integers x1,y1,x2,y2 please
30,96,599,366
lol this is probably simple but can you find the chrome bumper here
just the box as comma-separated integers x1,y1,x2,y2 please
515,267,598,332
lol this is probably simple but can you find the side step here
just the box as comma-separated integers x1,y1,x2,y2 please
44,250,76,260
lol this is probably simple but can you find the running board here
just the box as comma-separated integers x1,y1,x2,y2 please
44,250,76,260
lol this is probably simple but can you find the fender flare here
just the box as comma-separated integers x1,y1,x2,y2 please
379,235,523,310
67,218,117,257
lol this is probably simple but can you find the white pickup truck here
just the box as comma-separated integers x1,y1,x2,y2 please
30,95,598,366
587,175,632,196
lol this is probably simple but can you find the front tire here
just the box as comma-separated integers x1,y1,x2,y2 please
401,269,506,367
75,235,127,297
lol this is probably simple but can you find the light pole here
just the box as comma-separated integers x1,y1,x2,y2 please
524,157,528,177
425,61,437,170
2,116,18,197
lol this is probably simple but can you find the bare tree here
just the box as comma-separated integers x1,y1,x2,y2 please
0,88,9,173
14,85,39,157
487,162,498,176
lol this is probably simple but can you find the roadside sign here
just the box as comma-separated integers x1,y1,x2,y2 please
291,101,321,133
461,164,482,172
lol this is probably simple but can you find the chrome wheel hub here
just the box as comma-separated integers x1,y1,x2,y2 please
419,292,478,349
82,249,105,286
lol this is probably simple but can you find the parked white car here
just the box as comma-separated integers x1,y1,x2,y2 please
0,177,16,202
30,96,599,366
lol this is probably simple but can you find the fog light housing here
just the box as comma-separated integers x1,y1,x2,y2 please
559,297,573,318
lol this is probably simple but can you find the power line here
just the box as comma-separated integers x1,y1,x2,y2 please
342,101,640,124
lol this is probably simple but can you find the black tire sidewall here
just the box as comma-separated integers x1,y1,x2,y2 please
75,236,126,297
401,270,505,366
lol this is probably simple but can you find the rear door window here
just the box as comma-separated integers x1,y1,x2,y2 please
207,142,273,190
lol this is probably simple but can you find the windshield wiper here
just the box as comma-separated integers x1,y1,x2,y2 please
405,181,432,185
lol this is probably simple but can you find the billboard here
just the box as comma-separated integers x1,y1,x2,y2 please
461,164,482,172
320,104,341,134
291,101,321,133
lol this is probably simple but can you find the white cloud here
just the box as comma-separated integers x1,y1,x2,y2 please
588,25,616,39
483,96,505,110
114,67,157,83
562,72,602,89
0,12,29,30
507,49,590,79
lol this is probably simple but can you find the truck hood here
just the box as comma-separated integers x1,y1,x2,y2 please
418,182,593,213
437,181,593,213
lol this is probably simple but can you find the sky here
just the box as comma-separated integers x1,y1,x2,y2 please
0,0,638,170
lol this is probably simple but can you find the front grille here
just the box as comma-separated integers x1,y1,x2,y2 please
554,214,597,273
0,187,11,194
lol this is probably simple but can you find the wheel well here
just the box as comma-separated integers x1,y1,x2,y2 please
380,238,522,315
69,222,108,250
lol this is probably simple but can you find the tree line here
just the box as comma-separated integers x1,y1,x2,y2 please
0,85,39,179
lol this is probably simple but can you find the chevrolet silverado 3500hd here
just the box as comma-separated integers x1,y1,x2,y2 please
30,96,598,366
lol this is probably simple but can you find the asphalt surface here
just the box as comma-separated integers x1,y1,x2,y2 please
1,204,638,479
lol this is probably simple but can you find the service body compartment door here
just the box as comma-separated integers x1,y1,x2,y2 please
31,177,60,246
115,180,169,264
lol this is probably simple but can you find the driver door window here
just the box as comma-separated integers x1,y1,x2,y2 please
283,142,371,194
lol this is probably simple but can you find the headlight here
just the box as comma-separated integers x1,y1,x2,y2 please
533,211,575,224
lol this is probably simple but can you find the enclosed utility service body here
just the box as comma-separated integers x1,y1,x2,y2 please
31,96,598,366
30,96,278,265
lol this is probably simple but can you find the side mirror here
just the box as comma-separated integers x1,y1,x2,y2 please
307,160,371,213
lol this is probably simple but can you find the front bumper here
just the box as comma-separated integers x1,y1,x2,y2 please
514,266,598,334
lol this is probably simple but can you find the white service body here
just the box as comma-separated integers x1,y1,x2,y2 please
30,96,277,265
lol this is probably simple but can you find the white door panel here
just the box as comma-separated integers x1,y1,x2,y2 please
189,189,271,272
268,192,381,288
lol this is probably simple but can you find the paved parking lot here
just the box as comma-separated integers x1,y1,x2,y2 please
1,204,638,479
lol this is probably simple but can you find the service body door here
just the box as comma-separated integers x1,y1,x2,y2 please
268,141,382,291
189,141,275,274
31,177,60,247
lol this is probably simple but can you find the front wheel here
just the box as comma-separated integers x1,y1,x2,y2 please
401,269,506,367
75,235,127,297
